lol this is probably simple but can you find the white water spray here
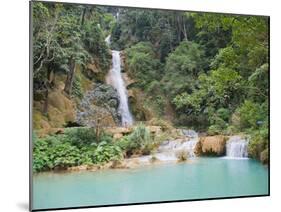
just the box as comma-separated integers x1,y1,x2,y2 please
106,50,134,126
139,130,199,163
226,136,248,158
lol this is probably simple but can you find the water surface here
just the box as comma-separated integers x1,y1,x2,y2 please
33,157,268,210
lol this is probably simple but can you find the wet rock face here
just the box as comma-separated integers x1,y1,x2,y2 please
76,83,121,127
195,136,226,156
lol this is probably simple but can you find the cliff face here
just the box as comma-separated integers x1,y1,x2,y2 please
33,60,116,137
33,86,76,137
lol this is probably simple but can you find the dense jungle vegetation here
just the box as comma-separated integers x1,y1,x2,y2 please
32,2,269,172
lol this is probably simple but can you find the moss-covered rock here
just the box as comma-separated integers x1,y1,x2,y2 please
128,88,154,121
33,88,76,137
33,109,51,130
85,59,108,82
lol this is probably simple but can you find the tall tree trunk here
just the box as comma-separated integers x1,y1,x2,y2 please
64,59,76,95
43,68,53,114
176,14,181,42
81,7,86,26
43,86,49,115
183,21,188,41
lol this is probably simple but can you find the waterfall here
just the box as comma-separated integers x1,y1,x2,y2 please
158,130,199,158
106,50,134,127
226,136,248,158
138,130,199,162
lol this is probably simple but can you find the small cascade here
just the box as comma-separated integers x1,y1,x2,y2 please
138,130,199,162
226,136,249,158
158,130,199,158
106,50,134,126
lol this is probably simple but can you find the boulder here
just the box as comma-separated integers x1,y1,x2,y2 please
195,136,227,156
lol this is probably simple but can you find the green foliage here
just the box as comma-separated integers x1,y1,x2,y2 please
32,2,110,95
33,136,53,172
82,21,111,71
92,141,123,164
50,141,82,169
216,108,230,122
236,100,267,130
64,127,97,147
72,74,83,99
125,42,162,89
173,68,242,115
129,124,151,147
207,125,223,136
248,126,268,162
260,148,269,164
165,41,204,76
163,41,205,99
117,124,154,156
33,135,82,171
32,128,123,172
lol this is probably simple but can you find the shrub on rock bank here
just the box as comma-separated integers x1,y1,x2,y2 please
117,124,155,157
248,126,269,164
32,128,123,172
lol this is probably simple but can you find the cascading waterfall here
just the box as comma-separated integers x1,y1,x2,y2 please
106,50,134,126
139,130,199,162
226,136,248,158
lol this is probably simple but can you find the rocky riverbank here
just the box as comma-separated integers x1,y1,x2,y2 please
46,131,252,174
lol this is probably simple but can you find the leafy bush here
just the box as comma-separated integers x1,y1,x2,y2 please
117,124,154,156
216,108,230,122
248,126,269,162
92,141,123,164
236,100,264,130
72,74,83,99
129,124,151,148
125,42,162,89
33,129,120,172
33,137,53,172
224,125,238,135
33,135,84,171
207,125,222,136
260,148,268,164
50,141,81,169
64,127,97,147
